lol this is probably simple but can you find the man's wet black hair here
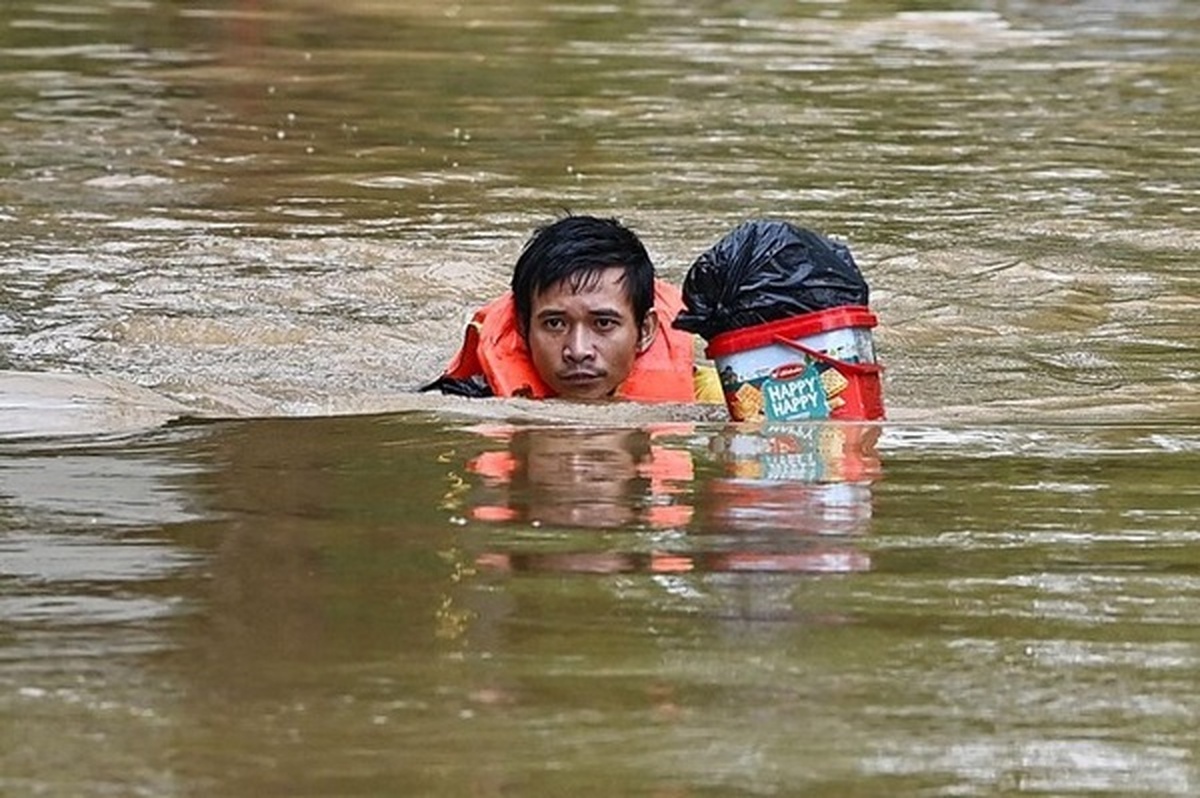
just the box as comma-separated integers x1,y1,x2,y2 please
511,215,655,336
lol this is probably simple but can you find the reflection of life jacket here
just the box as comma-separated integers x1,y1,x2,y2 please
441,280,696,401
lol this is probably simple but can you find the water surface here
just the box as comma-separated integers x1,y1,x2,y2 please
2,0,1199,794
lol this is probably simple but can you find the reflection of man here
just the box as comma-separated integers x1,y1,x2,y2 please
516,428,646,528
469,427,693,530
424,215,718,402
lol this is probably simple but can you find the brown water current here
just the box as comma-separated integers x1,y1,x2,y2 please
2,0,1199,795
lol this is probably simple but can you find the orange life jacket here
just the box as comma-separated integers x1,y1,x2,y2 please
442,280,696,402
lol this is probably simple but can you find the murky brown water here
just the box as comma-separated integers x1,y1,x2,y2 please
2,0,1199,795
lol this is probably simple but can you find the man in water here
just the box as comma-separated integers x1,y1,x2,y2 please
425,215,717,402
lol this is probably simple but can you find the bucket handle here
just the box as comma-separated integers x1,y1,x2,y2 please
772,335,881,377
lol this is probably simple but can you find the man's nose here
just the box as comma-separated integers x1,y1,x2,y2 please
563,326,595,361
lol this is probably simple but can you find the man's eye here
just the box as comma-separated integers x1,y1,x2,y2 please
594,317,619,331
542,318,566,331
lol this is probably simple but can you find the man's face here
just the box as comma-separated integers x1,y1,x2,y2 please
526,267,657,400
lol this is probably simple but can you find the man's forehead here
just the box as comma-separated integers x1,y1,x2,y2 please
535,267,634,307
557,265,627,293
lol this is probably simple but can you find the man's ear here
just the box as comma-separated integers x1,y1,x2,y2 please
637,308,660,354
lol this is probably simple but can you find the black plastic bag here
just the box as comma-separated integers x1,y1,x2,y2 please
673,219,869,340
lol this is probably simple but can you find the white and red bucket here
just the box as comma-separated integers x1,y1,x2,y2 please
706,305,885,422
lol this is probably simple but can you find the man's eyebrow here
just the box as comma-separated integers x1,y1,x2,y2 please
533,307,627,320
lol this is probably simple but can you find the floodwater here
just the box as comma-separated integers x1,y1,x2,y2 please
1,0,1198,795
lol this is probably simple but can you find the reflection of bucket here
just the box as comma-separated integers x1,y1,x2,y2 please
714,423,882,484
707,423,881,537
706,305,884,421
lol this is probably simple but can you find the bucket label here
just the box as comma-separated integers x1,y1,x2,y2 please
762,362,829,421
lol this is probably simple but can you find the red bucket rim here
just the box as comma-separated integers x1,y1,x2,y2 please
705,305,878,359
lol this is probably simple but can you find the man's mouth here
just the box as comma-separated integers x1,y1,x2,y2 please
560,370,604,383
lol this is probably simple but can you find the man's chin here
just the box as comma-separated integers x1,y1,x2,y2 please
554,375,615,401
